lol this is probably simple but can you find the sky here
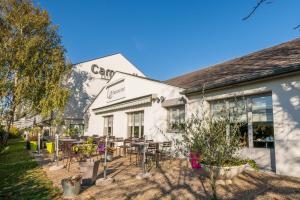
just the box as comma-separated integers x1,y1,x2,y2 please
35,0,300,80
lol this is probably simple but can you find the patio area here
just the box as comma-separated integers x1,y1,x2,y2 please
37,151,300,200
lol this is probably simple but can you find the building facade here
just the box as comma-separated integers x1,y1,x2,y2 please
86,38,300,178
13,53,145,134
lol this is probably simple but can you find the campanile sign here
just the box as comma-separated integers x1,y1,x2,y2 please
91,64,115,80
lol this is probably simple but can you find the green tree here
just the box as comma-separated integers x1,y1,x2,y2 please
0,0,71,144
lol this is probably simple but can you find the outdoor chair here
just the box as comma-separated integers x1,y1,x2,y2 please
159,141,172,161
66,143,81,171
128,142,139,165
145,142,157,167
118,139,131,157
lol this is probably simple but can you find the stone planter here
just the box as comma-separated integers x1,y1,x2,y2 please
201,164,246,183
106,153,114,162
61,174,82,199
79,160,100,185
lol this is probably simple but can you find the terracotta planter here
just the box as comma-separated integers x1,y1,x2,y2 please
189,151,201,169
79,160,100,185
61,174,82,199
201,164,246,180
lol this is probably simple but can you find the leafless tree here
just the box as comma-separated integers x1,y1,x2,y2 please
243,0,300,31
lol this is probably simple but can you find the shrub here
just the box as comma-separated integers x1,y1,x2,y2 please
9,126,20,138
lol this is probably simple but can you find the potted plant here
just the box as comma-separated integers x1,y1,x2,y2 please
46,141,54,154
173,92,258,200
61,174,82,199
63,127,77,139
106,147,116,161
73,137,100,185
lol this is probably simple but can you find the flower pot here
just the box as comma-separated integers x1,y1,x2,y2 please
189,151,201,169
201,164,246,181
46,142,54,154
61,174,82,199
30,141,38,151
79,160,100,185
106,153,114,162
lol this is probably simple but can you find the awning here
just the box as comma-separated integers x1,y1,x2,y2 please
93,94,154,114
161,97,186,107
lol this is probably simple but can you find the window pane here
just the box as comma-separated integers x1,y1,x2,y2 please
134,126,139,138
252,95,274,148
211,101,226,120
167,106,185,130
252,95,273,122
229,99,247,122
128,111,144,138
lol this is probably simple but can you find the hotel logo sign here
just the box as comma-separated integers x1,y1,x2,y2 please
91,64,115,80
106,80,125,102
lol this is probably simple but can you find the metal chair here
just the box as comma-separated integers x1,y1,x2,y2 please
118,139,131,157
159,141,172,161
146,142,157,166
66,143,81,171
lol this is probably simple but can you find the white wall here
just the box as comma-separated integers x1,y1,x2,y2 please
85,72,184,143
187,73,300,177
64,53,145,121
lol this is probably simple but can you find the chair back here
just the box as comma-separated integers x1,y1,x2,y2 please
146,139,153,143
147,143,157,152
162,141,172,148
115,137,124,142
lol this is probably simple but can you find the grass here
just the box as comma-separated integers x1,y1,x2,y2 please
0,138,61,200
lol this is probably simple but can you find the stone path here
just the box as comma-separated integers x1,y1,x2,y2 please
37,152,300,200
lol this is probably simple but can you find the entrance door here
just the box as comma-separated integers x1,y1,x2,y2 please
128,111,144,138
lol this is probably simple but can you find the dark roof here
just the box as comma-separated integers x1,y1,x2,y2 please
165,38,300,94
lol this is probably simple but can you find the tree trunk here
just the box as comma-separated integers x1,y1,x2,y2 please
209,167,218,200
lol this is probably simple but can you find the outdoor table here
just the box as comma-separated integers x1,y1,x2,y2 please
71,140,84,145
131,141,149,178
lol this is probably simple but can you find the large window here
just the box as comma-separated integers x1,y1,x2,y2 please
210,94,274,149
211,99,248,146
103,116,113,136
252,95,274,148
128,111,144,138
167,106,185,131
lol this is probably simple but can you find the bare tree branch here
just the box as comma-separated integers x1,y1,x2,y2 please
243,0,268,21
293,24,300,31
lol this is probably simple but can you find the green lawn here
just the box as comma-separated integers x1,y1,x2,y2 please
0,138,61,200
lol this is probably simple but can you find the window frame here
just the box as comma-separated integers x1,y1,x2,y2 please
127,111,144,138
209,93,274,149
103,115,113,136
167,105,185,132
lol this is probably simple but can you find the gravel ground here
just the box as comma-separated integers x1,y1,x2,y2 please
39,153,300,200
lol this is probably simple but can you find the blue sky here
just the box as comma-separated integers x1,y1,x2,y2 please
36,0,300,80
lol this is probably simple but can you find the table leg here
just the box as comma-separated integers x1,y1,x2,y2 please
155,143,159,168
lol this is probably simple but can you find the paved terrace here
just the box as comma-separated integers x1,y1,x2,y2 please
34,152,300,200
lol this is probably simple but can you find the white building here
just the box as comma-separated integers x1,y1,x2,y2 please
13,53,145,132
84,71,185,142
166,38,300,177
86,38,300,178
62,53,145,132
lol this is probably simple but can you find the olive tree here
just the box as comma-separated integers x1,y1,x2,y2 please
173,91,252,199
